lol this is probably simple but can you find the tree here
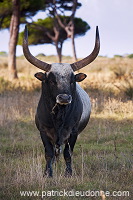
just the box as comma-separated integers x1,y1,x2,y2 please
54,0,78,61
28,17,67,63
8,0,20,79
0,0,46,79
18,17,90,62
45,0,81,61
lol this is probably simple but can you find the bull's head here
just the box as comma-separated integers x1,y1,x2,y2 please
23,26,100,105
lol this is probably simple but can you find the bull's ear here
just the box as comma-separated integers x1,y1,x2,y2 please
34,72,46,81
75,73,87,82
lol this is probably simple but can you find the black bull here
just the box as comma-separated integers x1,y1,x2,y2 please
23,26,100,177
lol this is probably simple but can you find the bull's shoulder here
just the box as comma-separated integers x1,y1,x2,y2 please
76,84,91,107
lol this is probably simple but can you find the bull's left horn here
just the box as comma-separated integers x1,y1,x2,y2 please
71,26,100,71
23,25,51,72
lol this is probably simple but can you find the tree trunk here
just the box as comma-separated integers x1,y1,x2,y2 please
54,0,78,62
8,0,20,79
71,25,77,61
55,41,62,63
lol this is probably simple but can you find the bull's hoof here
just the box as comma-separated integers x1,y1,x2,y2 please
44,169,53,178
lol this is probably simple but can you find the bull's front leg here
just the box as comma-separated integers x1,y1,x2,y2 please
40,132,54,177
63,134,77,177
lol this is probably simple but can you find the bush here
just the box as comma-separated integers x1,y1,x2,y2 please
114,55,123,58
115,79,133,100
0,77,12,93
36,53,46,57
127,54,133,59
0,51,7,56
111,66,126,79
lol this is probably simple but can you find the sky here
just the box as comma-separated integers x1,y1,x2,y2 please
0,0,133,58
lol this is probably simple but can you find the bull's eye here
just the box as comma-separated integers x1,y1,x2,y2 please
49,80,56,86
70,81,75,86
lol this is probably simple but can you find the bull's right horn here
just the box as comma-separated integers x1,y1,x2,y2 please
71,26,100,71
23,25,51,72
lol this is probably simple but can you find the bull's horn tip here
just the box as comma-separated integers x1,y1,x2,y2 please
96,26,99,34
24,24,27,30
96,26,99,37
24,25,28,38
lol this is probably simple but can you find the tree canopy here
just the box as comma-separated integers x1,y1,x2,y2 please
0,0,46,29
44,0,81,15
18,17,90,47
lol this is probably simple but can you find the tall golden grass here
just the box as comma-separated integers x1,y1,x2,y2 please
0,56,133,99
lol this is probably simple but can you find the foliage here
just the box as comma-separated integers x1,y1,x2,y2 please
0,0,12,16
45,0,81,15
20,0,46,16
127,53,133,59
0,0,46,29
0,51,7,56
36,53,46,57
114,55,123,58
18,18,53,45
74,17,90,37
18,17,90,46
0,0,82,29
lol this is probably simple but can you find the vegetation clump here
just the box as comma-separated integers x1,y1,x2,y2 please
127,53,133,59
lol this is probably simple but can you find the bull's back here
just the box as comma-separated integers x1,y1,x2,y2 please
76,83,91,133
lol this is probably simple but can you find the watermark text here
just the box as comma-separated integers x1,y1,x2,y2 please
20,189,130,198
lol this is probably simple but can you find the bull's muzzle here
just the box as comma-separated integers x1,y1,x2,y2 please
56,94,72,105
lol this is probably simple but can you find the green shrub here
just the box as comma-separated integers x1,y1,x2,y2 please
114,55,123,58
0,77,12,93
128,54,133,59
0,51,7,56
36,53,46,57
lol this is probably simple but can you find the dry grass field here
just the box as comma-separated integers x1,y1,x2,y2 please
0,55,133,199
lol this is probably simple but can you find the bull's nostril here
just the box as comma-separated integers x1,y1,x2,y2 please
56,94,72,105
59,96,63,100
58,94,69,100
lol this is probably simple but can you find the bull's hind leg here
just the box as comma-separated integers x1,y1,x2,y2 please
40,132,54,177
63,134,77,176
